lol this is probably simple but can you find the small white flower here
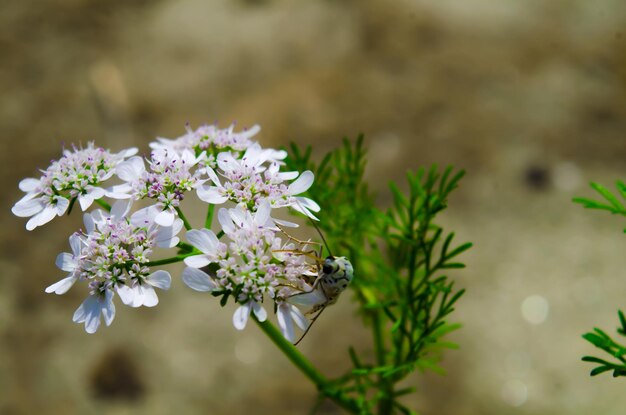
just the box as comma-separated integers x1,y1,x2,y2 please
130,205,184,248
12,193,70,231
277,302,309,343
184,228,223,268
274,170,321,220
233,301,267,330
116,270,172,308
182,267,218,292
45,234,84,295
72,288,116,334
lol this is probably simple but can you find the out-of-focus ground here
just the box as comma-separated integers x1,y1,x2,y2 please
1,0,626,414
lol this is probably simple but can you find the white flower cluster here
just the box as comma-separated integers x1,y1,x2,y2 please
181,201,318,340
12,143,137,230
12,123,327,341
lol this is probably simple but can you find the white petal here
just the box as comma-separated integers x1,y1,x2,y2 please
233,304,251,330
53,197,70,216
110,200,132,222
26,207,56,230
154,219,183,248
265,148,287,160
72,296,91,323
217,152,238,173
229,206,247,228
116,156,145,182
11,198,44,217
15,192,39,205
89,209,109,227
116,284,135,306
147,270,171,290
55,253,78,272
183,255,211,268
288,171,314,195
242,144,263,167
19,178,40,192
131,285,145,308
100,170,115,181
277,171,299,181
182,267,216,292
83,212,96,234
155,210,175,227
78,187,105,211
242,124,261,139
291,198,320,221
252,301,267,322
273,218,299,228
69,234,83,256
88,186,106,200
290,305,310,331
105,184,133,199
296,197,321,212
73,295,101,334
45,275,77,295
196,186,228,204
217,208,235,234
141,285,159,307
130,205,157,227
287,289,326,307
102,291,115,326
119,147,138,157
254,201,271,227
206,167,221,186
185,229,218,254
277,304,295,343
78,194,94,211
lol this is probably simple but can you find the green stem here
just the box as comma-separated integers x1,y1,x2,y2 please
95,199,112,211
205,204,215,229
177,242,195,252
372,310,393,415
253,317,361,414
175,207,192,230
149,251,197,266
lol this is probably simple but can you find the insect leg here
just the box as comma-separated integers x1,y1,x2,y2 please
277,225,323,250
272,249,324,263
294,304,327,346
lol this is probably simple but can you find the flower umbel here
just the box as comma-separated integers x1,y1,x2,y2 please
11,143,137,230
182,201,320,335
45,201,182,333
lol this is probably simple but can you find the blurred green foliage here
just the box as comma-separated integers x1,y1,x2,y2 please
576,181,626,378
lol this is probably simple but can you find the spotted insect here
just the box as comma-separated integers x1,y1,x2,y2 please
276,223,354,345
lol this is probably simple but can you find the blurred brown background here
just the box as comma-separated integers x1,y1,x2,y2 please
1,0,626,414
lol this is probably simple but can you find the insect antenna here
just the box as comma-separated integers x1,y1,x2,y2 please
294,198,333,257
308,217,333,258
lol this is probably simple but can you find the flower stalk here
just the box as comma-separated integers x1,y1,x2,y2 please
253,316,361,414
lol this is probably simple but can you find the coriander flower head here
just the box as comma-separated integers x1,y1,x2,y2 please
11,143,137,230
181,201,316,334
46,200,182,333
150,122,265,168
197,143,319,220
113,148,206,226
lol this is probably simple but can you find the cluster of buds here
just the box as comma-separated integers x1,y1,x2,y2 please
12,123,336,342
